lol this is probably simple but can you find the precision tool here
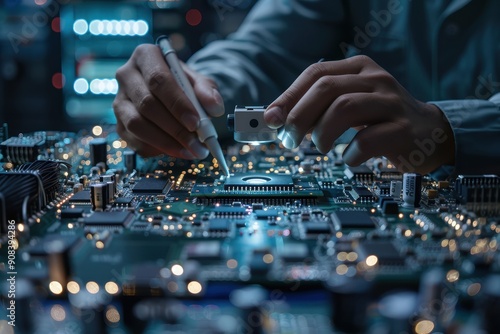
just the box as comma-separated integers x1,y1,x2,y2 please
157,35,230,176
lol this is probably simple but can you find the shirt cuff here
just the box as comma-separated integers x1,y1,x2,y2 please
429,97,500,177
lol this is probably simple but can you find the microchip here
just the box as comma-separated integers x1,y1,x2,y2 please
185,241,222,262
357,240,405,266
254,209,278,219
303,222,332,235
132,177,170,194
344,165,374,183
83,211,133,227
224,173,294,191
61,208,84,219
278,243,309,262
208,219,231,232
69,190,91,204
114,197,133,207
213,206,248,217
330,211,375,229
346,186,375,202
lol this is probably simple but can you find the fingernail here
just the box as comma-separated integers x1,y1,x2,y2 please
342,141,361,166
282,133,295,149
188,138,209,159
265,106,285,128
212,89,225,116
181,113,199,132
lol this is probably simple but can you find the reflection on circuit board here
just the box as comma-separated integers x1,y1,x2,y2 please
1,125,500,334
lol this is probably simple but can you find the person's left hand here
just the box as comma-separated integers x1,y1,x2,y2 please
264,55,455,174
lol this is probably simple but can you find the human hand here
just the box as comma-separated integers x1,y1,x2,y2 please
264,55,455,174
113,44,225,160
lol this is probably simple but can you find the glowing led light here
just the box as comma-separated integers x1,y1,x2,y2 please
336,264,348,275
366,255,378,267
467,283,481,296
74,78,89,94
96,240,104,249
414,320,434,334
86,281,100,294
105,281,120,295
92,125,103,136
50,305,66,322
49,281,64,295
446,269,459,283
263,254,274,264
346,252,358,262
227,259,238,269
73,19,89,35
106,307,120,323
187,281,202,294
171,264,184,276
67,281,80,294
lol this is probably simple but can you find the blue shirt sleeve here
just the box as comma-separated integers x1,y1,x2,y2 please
430,93,500,176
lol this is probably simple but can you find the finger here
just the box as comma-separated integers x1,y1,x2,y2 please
183,64,225,117
283,75,373,149
133,44,201,131
117,73,209,158
113,97,205,159
264,56,372,128
115,117,165,157
311,92,396,153
342,122,406,167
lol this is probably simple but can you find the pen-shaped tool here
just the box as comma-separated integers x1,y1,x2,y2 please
157,35,230,176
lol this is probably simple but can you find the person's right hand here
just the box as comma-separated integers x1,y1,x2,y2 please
113,44,225,160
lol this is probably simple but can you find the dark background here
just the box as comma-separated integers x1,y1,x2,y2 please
0,0,257,137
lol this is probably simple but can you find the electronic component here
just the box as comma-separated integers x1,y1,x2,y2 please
1,124,498,334
89,138,108,167
0,135,45,164
402,173,422,208
227,105,278,143
132,177,171,194
331,210,375,229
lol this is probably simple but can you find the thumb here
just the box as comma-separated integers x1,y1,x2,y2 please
182,64,225,118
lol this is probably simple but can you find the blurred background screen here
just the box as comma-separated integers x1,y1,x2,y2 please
0,0,257,135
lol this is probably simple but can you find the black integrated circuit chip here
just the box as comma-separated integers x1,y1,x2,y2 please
224,174,294,191
208,219,231,232
83,211,133,227
69,190,91,203
331,210,375,229
132,177,170,194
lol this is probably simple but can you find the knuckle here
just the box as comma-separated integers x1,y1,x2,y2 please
315,76,335,93
351,54,373,66
168,93,185,114
138,94,156,114
334,95,355,113
115,65,127,83
304,62,327,81
134,43,154,57
147,70,167,92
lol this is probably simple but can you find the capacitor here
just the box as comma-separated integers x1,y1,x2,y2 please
73,183,83,194
402,173,421,208
124,149,136,173
100,175,115,195
90,183,108,211
89,138,108,168
326,276,371,333
390,180,403,198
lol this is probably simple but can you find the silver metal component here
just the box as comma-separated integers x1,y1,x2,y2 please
229,106,278,144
